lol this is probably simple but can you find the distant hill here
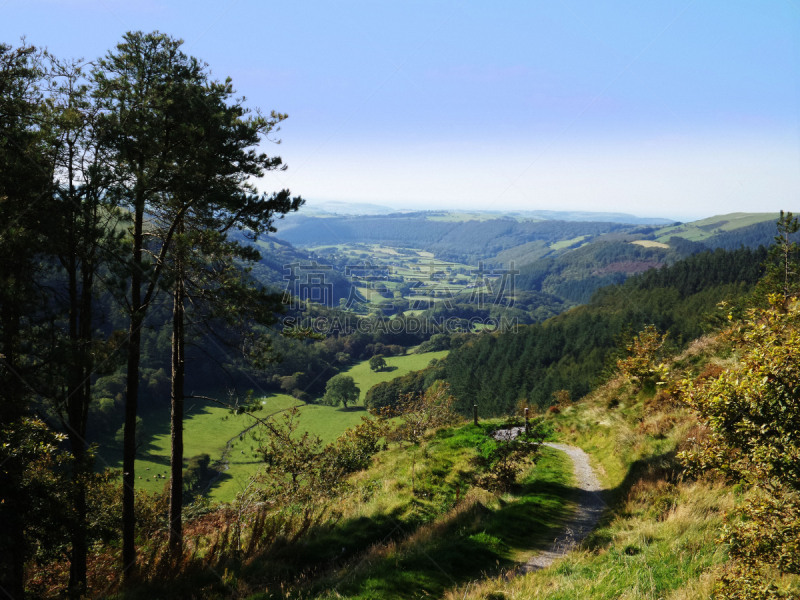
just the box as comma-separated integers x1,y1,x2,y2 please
267,210,785,311
652,212,779,244
510,209,675,224
230,232,356,306
301,200,398,216
285,204,677,224
274,213,634,265
509,213,785,303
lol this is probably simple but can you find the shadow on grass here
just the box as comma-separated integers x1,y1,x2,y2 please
340,405,367,412
485,479,580,551
200,468,233,497
583,449,681,550
90,405,172,472
117,435,689,600
137,452,170,467
308,450,684,599
289,480,577,599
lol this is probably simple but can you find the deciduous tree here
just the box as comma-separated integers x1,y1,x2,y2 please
680,297,800,598
369,354,387,372
323,374,360,408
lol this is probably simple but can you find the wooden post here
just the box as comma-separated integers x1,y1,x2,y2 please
524,407,530,435
473,404,478,426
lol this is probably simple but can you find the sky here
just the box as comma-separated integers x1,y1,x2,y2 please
3,0,799,221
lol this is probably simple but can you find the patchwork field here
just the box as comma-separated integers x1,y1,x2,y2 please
310,242,498,314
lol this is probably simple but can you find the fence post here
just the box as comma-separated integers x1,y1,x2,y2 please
473,404,478,426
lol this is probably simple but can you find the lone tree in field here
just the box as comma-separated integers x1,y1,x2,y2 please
369,354,387,372
323,374,360,408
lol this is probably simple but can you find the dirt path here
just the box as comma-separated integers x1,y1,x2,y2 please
493,429,606,572
203,402,305,493
521,441,606,572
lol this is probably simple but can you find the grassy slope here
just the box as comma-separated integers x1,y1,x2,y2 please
241,422,576,600
449,335,799,599
104,351,450,501
654,212,777,243
339,350,449,402
126,394,301,499
118,328,800,600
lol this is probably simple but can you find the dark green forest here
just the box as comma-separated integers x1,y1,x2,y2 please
440,246,768,415
358,246,769,419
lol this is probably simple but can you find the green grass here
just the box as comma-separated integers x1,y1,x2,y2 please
550,235,588,250
311,445,573,599
339,350,449,402
242,423,575,600
206,394,303,502
452,480,732,600
207,396,375,503
443,377,730,600
110,394,302,500
99,352,449,503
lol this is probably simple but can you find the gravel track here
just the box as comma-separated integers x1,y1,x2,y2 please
493,429,606,572
521,441,606,572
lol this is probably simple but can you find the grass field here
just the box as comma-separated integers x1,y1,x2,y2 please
550,235,588,250
217,350,449,500
654,212,777,243
99,351,450,503
99,394,303,498
631,239,669,249
307,241,482,314
338,350,449,402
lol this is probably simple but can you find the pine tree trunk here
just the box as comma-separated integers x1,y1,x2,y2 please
122,200,144,585
168,225,185,559
0,299,27,600
67,260,94,598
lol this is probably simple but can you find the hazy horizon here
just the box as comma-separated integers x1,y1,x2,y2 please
4,2,799,220
299,198,779,225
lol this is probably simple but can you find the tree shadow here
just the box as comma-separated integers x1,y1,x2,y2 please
581,449,682,549
340,405,367,412
138,452,171,466
295,449,684,599
272,474,578,599
200,469,233,497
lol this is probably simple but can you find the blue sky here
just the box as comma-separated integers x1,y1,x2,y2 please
4,0,799,220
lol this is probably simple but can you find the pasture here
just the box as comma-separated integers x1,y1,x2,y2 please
99,351,450,503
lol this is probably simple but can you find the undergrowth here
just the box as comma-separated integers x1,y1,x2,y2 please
448,331,800,599
245,423,574,599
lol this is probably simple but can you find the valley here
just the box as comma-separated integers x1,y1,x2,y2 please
4,16,799,600
9,204,800,600
67,209,795,600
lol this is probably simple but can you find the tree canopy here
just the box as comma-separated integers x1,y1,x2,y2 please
369,354,387,372
323,374,360,408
